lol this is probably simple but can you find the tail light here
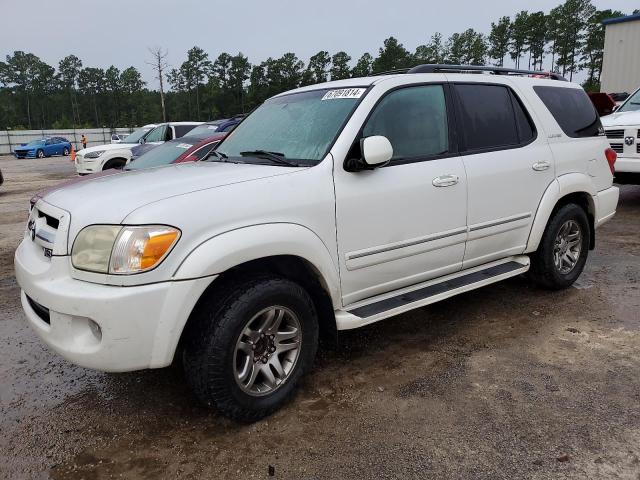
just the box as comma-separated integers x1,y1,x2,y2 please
605,148,617,175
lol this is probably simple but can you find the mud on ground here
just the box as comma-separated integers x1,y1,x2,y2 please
0,155,638,479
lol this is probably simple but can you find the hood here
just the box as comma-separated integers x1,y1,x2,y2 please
601,109,640,127
42,161,301,230
80,143,138,154
32,169,121,202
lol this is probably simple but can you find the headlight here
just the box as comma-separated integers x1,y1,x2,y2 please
84,150,105,159
71,225,180,274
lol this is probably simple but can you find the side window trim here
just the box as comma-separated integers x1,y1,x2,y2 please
452,82,538,156
346,82,460,169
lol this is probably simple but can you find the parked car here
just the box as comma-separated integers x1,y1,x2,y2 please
14,137,72,159
588,92,617,117
601,86,640,184
74,124,157,174
16,65,619,422
186,115,245,139
129,122,203,160
127,133,227,170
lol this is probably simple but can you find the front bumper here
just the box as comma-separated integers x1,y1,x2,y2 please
15,238,213,372
615,156,640,174
15,150,36,158
74,156,101,174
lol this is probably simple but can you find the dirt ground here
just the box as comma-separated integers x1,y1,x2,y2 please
0,154,638,480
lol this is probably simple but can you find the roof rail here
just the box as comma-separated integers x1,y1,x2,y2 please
374,68,412,76
407,64,567,81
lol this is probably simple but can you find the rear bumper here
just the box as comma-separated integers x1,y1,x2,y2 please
15,238,213,372
594,186,619,228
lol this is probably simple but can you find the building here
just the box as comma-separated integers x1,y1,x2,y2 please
600,12,640,94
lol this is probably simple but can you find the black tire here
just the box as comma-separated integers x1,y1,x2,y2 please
183,276,319,422
36,149,44,159
102,159,126,170
63,147,69,156
529,203,590,290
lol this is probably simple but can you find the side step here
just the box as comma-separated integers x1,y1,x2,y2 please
335,256,530,330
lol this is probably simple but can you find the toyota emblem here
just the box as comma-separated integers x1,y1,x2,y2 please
625,136,635,146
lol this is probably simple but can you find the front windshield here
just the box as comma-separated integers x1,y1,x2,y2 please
217,88,366,164
618,88,640,113
188,123,221,139
122,127,153,144
126,139,197,170
27,140,44,146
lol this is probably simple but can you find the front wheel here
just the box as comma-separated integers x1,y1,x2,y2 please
529,203,590,290
183,276,319,422
36,149,44,159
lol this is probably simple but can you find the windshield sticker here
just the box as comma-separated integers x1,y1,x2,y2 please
322,88,366,100
176,143,191,149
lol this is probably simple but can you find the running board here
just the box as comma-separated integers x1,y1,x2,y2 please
335,256,530,330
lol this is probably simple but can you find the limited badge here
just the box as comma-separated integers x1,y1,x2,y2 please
322,88,366,100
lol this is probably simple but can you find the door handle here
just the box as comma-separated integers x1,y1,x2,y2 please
532,161,551,171
432,174,459,187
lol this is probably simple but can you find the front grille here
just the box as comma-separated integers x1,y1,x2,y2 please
605,129,624,139
637,143,640,154
610,143,624,154
26,295,50,324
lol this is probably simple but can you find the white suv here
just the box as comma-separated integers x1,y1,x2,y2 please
15,65,619,421
75,122,201,174
601,86,640,183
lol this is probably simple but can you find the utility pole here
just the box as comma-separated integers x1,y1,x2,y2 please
147,47,169,122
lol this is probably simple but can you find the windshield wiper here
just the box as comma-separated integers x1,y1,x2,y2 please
203,150,229,162
240,150,299,167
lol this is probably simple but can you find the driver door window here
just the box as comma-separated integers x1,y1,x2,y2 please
362,85,449,163
145,126,167,143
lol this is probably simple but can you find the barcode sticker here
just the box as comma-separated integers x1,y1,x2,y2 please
322,88,366,100
176,143,191,149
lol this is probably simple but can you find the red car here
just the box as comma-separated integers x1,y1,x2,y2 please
31,134,226,205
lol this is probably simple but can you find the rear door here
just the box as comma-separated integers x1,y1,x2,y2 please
452,81,555,268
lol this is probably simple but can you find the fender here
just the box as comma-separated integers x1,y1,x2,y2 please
173,223,342,307
525,173,596,253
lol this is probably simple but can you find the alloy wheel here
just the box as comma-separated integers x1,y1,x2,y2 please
553,220,582,274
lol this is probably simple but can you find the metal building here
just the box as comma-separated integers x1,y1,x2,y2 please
601,13,640,94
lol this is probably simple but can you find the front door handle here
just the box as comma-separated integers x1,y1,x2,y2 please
532,161,551,171
432,174,459,187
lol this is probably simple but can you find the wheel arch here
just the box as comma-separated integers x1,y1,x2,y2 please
102,157,128,170
526,174,596,253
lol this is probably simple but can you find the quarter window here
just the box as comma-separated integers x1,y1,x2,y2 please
362,85,449,161
533,86,602,138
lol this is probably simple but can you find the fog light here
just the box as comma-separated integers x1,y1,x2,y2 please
88,319,102,341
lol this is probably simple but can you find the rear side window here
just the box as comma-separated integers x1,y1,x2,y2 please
174,125,197,138
454,84,525,151
533,86,602,138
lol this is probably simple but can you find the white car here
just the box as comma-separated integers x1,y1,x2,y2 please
601,86,640,183
75,124,156,174
16,65,619,421
75,122,201,174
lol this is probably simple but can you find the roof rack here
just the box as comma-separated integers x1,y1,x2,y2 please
406,64,567,81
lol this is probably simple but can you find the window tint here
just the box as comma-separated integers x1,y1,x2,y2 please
510,91,535,143
533,86,602,138
362,85,448,160
174,125,196,138
144,125,167,143
455,84,520,151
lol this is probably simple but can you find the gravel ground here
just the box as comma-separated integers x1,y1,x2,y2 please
0,154,639,480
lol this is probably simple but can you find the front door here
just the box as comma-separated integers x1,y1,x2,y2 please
333,84,468,306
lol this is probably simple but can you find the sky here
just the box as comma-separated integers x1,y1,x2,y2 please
1,0,637,88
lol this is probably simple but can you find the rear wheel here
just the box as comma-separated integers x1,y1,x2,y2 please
63,147,69,156
183,276,319,422
529,203,590,290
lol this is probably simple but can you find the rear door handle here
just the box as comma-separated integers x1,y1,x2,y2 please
432,174,459,187
532,161,551,171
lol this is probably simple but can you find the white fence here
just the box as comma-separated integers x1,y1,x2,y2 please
0,127,136,155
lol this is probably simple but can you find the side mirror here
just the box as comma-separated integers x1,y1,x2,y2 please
361,135,393,167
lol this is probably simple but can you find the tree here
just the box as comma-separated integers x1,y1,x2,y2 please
185,46,211,119
104,66,121,125
2,51,46,128
227,53,251,112
147,47,169,122
554,0,595,81
351,53,373,77
488,17,511,66
415,33,448,64
302,51,330,85
78,67,105,126
330,51,351,80
58,55,82,125
509,11,530,68
372,37,413,73
580,9,623,89
527,12,547,70
120,67,145,125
